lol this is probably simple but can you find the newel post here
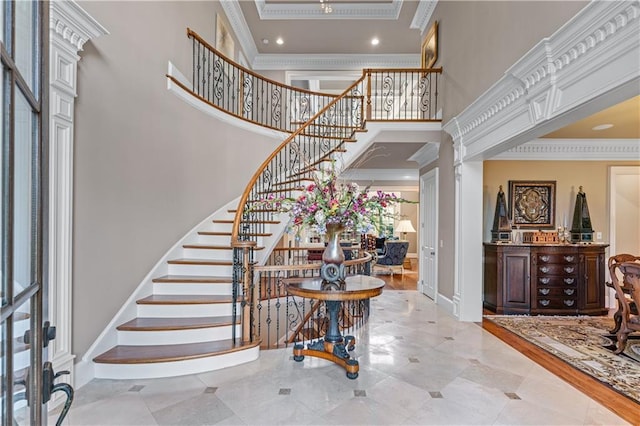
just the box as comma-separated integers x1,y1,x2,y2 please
232,240,256,345
365,69,372,121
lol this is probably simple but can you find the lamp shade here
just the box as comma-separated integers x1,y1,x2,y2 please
396,219,416,235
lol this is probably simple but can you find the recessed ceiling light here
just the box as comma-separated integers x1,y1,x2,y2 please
371,38,379,46
262,38,269,45
276,37,284,45
592,124,614,131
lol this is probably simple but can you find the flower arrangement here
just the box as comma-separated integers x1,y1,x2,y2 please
254,162,411,236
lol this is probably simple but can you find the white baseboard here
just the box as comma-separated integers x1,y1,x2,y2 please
73,360,95,390
436,293,455,317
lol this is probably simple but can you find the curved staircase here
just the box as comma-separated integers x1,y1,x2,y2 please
92,209,266,379
87,28,441,380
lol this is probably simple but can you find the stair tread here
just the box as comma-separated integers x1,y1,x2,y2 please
152,275,232,283
93,339,259,364
182,244,232,250
137,294,238,304
167,258,232,265
180,244,265,251
117,316,233,331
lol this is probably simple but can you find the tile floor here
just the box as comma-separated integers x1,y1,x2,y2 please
51,290,629,425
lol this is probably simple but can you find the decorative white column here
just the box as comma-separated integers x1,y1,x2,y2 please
452,140,483,322
48,0,107,400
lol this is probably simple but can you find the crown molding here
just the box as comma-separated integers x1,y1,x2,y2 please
443,1,640,161
50,0,109,53
222,0,260,63
411,0,438,34
341,168,419,182
491,139,640,161
252,53,419,71
408,142,439,168
254,0,403,20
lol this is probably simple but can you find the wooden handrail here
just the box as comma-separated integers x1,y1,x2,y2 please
187,28,340,100
230,73,368,245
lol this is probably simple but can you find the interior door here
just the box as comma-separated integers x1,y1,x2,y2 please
1,1,49,424
419,168,438,300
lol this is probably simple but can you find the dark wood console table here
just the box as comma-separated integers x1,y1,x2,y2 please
285,275,384,379
483,243,608,315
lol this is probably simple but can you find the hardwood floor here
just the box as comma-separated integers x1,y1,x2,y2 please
483,317,640,424
373,258,419,290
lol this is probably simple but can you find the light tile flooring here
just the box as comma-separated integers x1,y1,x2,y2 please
51,291,629,425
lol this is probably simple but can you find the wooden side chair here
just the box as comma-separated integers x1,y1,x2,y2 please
606,254,640,334
608,254,640,354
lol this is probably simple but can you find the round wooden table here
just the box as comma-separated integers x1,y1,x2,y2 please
285,275,384,379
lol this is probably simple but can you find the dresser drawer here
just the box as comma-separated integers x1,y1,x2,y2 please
536,297,578,309
536,287,577,297
537,264,578,275
537,253,578,264
537,276,578,286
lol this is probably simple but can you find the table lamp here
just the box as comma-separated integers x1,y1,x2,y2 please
396,219,416,240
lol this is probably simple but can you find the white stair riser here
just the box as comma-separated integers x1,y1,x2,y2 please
117,324,239,345
168,264,233,276
137,303,237,317
94,345,260,380
182,247,233,260
153,283,233,295
197,234,233,245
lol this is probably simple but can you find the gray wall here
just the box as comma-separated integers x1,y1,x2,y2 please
74,1,280,358
424,0,587,300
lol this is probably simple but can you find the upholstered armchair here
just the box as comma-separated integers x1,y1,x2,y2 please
374,241,409,275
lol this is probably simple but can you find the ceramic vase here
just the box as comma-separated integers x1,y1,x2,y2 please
322,223,345,265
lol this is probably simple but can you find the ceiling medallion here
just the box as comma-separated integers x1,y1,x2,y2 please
320,0,333,14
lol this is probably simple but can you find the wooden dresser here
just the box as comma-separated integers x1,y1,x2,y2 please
483,243,608,315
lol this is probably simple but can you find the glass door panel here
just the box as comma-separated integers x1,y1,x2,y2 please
15,0,38,94
13,298,32,425
1,1,46,424
13,88,35,299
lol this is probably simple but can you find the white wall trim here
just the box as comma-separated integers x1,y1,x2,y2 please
253,0,403,20
252,53,420,71
340,168,419,182
48,0,107,400
409,142,439,168
491,138,640,161
411,0,438,34
443,1,640,161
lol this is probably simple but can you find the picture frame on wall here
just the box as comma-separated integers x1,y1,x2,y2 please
216,13,234,60
508,180,556,229
421,21,438,69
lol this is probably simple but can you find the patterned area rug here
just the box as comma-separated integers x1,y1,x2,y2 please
485,315,640,404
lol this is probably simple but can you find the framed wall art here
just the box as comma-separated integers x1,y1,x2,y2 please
421,21,438,69
508,180,556,229
216,14,234,60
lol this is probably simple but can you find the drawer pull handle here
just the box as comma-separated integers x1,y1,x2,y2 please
540,266,550,273
564,266,575,273
540,300,550,307
564,300,575,307
564,255,575,262
564,289,575,295
564,278,575,285
540,255,550,262
540,277,551,284
539,288,550,295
